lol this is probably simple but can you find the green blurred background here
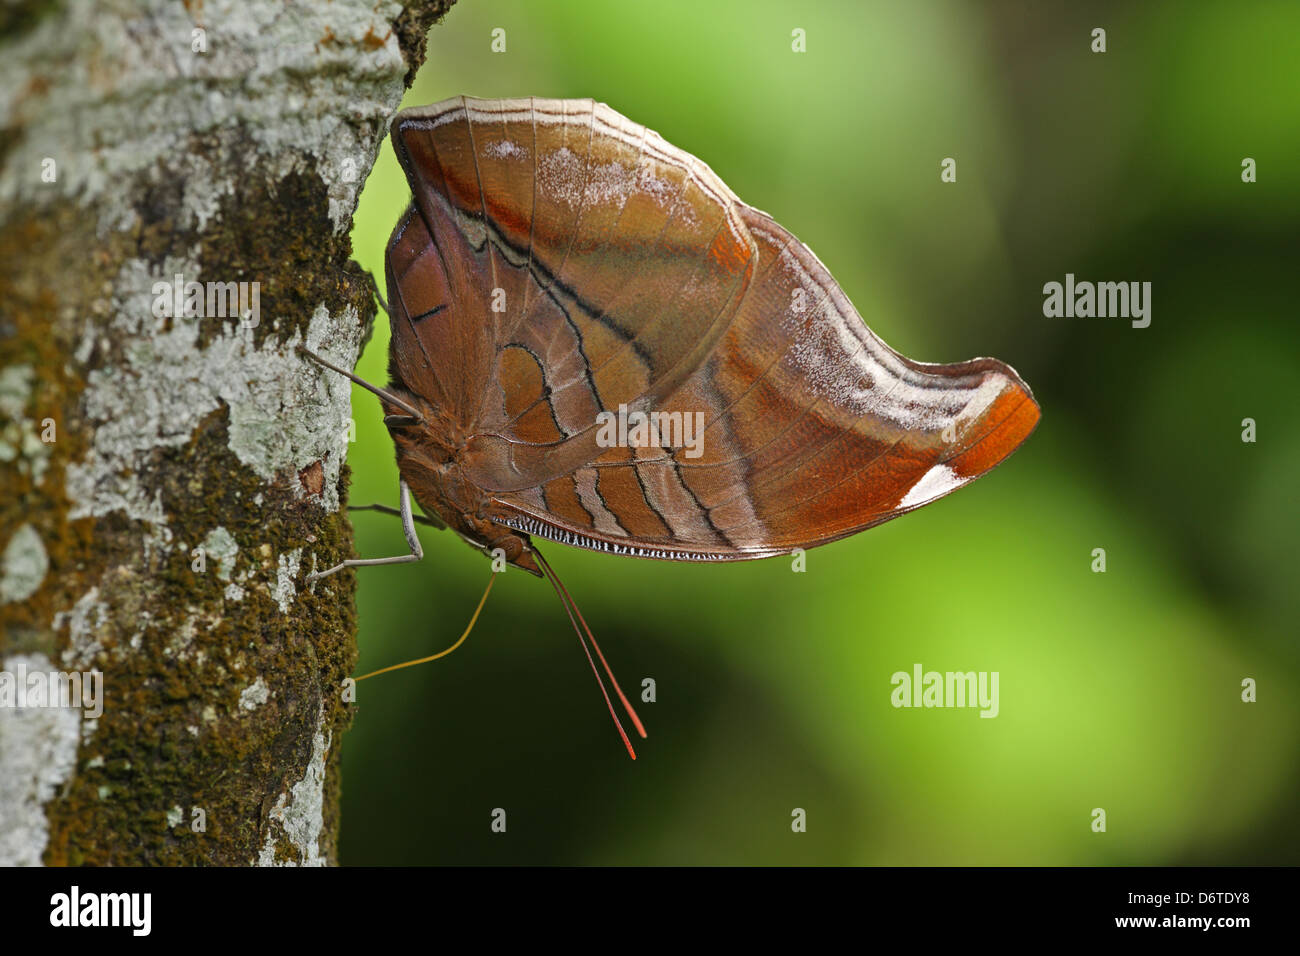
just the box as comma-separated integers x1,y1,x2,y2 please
338,0,1300,864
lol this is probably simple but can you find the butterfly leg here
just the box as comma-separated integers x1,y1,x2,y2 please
347,502,445,530
307,480,424,583
299,345,425,421
365,269,390,318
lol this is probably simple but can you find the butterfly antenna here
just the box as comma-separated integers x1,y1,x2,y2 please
298,346,425,421
535,548,647,740
533,547,645,759
354,570,496,682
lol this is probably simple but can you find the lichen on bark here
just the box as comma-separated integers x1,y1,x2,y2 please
0,0,456,865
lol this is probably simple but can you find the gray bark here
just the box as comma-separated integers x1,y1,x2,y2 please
0,0,454,865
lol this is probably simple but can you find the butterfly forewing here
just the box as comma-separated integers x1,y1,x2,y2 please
391,98,757,481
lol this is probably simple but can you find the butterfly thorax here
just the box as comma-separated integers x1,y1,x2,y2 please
383,386,542,576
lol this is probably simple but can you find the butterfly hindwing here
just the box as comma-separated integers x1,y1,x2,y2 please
487,205,1038,558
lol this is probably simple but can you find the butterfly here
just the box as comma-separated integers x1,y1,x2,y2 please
304,96,1040,758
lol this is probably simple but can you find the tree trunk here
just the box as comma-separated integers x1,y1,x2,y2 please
0,0,454,866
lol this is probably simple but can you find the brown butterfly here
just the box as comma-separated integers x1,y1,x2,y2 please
305,96,1040,758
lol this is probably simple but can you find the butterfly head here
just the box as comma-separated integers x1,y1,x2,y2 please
379,390,543,577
